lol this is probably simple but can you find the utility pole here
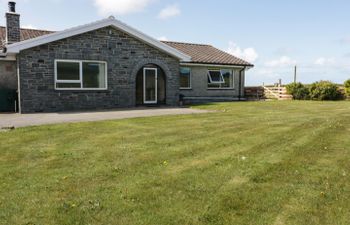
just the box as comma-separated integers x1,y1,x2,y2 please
294,65,297,83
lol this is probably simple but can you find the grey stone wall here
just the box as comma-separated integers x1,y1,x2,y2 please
179,65,244,98
6,13,20,43
0,61,17,89
18,26,180,113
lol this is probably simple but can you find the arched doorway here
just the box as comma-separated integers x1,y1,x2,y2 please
136,64,166,105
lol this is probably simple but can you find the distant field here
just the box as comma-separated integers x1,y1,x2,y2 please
1,101,350,225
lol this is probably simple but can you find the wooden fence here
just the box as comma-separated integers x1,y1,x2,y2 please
244,86,265,100
263,85,293,100
244,85,293,101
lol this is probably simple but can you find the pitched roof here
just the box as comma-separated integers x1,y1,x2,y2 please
0,18,253,67
162,41,253,67
0,26,54,49
4,17,191,61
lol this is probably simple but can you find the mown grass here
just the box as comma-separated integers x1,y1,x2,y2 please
1,101,350,225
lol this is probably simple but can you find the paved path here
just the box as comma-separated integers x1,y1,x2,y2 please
0,107,209,128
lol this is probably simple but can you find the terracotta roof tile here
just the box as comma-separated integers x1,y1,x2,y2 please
0,26,54,49
162,41,253,67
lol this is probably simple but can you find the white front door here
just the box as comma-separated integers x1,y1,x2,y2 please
143,68,158,104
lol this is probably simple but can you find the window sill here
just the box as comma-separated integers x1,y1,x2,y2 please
55,88,109,92
207,88,235,90
180,88,192,90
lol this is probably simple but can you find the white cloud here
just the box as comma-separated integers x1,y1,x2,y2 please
265,56,296,67
314,57,335,66
226,41,258,63
158,36,169,41
22,24,37,29
94,0,154,16
158,4,181,19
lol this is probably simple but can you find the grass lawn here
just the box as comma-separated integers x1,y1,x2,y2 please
1,101,350,225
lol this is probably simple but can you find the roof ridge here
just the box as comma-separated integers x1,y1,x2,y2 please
161,40,211,47
0,25,55,32
21,27,55,32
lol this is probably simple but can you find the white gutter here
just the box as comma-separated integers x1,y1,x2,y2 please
180,62,253,69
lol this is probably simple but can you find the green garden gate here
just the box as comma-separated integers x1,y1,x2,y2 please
0,89,17,112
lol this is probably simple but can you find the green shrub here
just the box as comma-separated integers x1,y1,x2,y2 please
344,79,350,97
286,82,310,100
309,81,343,100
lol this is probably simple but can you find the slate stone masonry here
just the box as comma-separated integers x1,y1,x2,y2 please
6,12,20,43
18,26,180,113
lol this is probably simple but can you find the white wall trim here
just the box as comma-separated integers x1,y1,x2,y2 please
180,62,250,69
6,17,191,61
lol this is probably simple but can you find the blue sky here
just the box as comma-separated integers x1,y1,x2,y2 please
1,0,350,85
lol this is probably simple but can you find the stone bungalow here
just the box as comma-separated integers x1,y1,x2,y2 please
0,2,253,113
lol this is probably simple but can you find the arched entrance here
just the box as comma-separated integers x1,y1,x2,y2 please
135,64,166,105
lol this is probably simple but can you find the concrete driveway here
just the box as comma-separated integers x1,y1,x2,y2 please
0,107,209,128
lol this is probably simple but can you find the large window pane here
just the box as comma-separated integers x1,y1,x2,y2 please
145,69,157,102
82,62,106,88
221,69,233,88
57,62,80,81
180,67,191,88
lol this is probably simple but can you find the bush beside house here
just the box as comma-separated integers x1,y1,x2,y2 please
286,80,345,101
286,82,310,100
344,79,350,98
309,81,343,100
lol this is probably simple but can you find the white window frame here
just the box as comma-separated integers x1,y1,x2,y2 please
54,59,108,91
208,70,225,84
208,69,234,90
179,67,192,90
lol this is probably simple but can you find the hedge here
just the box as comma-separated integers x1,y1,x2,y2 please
286,81,344,101
286,82,310,100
